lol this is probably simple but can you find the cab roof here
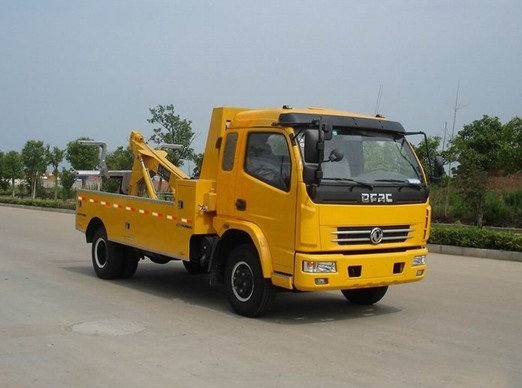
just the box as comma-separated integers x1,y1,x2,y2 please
228,106,405,133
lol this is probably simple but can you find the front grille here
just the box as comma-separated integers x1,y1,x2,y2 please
332,225,413,245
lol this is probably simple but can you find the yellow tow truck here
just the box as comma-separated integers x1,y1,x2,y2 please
76,106,442,317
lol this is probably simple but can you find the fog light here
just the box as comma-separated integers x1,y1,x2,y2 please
315,278,329,285
412,255,426,266
416,270,424,276
303,261,336,273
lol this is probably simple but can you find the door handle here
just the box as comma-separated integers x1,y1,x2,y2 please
235,198,247,211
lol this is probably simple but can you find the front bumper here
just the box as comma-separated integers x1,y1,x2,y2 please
293,248,427,291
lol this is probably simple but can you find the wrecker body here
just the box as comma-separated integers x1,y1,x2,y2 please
76,106,440,316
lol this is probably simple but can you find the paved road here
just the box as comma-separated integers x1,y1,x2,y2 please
1,206,521,387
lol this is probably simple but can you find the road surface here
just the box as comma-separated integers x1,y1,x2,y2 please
1,206,521,387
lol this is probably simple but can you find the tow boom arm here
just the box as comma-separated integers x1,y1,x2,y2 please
126,131,190,199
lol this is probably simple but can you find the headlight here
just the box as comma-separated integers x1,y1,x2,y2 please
302,261,337,273
412,255,426,266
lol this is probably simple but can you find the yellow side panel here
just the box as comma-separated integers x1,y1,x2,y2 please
76,182,216,260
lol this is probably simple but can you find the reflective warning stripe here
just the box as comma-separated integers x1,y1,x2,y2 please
80,196,188,224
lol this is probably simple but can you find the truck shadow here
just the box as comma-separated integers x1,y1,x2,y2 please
65,261,401,324
268,292,401,325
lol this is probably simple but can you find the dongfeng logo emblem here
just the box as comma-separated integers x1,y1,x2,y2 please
361,193,393,203
370,227,384,244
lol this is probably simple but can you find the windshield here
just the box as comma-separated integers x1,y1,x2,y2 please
298,128,425,185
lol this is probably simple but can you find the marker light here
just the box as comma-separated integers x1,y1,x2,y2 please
303,261,336,273
412,255,426,266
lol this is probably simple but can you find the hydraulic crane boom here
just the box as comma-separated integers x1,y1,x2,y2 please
126,131,189,199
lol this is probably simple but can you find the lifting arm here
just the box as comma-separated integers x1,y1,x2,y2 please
127,131,190,199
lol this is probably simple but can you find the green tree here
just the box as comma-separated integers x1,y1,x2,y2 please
66,138,99,188
21,140,49,199
4,151,24,197
60,168,76,200
147,104,195,167
47,146,64,200
413,135,442,181
106,146,133,170
0,151,5,190
501,117,522,173
191,153,204,178
448,116,504,226
102,146,134,193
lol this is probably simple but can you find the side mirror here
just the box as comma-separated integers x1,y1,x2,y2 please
304,130,319,163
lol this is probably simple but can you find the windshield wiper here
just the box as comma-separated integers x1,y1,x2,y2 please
374,179,423,190
324,178,374,190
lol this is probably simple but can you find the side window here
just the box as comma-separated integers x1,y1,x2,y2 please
244,133,291,191
222,133,238,171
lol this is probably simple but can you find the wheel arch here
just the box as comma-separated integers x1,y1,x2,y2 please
85,217,104,243
210,224,273,284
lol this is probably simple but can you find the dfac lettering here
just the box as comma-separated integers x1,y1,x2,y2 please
361,193,393,203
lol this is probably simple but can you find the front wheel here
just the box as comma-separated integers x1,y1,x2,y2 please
225,244,275,317
341,286,388,305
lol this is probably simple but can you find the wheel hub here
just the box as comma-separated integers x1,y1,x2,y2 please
231,261,254,302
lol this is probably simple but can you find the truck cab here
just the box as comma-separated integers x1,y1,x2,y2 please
202,107,432,315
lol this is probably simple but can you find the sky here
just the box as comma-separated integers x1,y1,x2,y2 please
1,0,521,159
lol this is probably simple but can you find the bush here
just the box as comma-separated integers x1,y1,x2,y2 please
429,224,522,252
0,196,76,210
430,185,474,223
431,186,522,227
504,189,522,228
483,192,512,227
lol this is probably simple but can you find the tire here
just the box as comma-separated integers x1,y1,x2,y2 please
182,260,207,274
225,244,276,317
341,286,388,305
119,246,140,279
91,227,124,280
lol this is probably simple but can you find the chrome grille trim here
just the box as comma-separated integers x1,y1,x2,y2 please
332,225,413,245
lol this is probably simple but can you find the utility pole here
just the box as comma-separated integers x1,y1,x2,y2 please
374,84,384,116
442,121,448,152
444,81,465,217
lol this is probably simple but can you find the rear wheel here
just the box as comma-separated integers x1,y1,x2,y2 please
119,247,140,279
341,286,388,305
225,244,275,317
91,227,124,279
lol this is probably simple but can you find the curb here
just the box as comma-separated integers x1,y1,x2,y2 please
428,244,522,263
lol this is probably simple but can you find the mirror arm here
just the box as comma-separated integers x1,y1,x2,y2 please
405,130,435,181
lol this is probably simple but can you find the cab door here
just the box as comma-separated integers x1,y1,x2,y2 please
216,131,241,218
234,130,297,274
